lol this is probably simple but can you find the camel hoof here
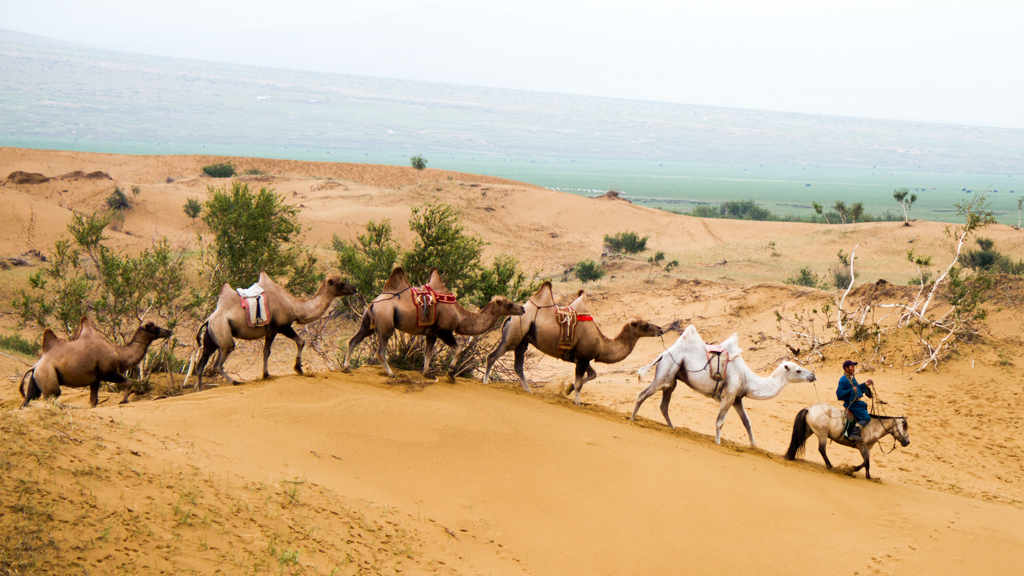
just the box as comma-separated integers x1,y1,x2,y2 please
445,373,456,383
294,366,304,375
341,367,351,374
263,373,271,380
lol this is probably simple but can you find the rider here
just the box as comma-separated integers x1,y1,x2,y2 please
837,360,873,442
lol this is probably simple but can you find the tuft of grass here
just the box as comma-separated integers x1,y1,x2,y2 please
243,168,265,175
106,187,131,210
0,333,40,356
785,267,822,289
202,163,236,178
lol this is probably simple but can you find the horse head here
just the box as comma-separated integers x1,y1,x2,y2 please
892,416,910,447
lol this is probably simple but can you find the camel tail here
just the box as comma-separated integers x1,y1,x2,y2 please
637,354,663,381
784,408,811,461
196,321,209,347
19,367,34,398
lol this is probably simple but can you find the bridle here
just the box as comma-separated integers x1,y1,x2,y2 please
877,415,909,454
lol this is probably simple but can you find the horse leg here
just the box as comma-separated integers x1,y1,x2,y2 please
262,331,277,379
343,309,375,372
817,435,833,469
658,381,678,429
714,395,736,444
513,340,531,392
276,325,305,375
732,397,756,447
856,445,872,479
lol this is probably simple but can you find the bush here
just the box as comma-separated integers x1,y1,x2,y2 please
130,185,141,198
198,182,322,298
410,155,427,170
604,231,649,254
106,187,131,210
183,197,202,219
576,259,605,283
0,333,40,356
202,163,236,178
785,267,821,288
333,219,402,310
962,237,1024,275
401,203,485,295
692,199,773,221
243,168,265,175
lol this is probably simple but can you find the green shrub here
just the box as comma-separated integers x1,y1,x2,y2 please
199,182,322,297
410,155,427,170
243,168,265,175
576,259,605,283
183,197,202,219
0,333,40,356
202,163,236,178
106,187,131,210
603,231,649,254
908,272,934,286
785,267,821,288
333,219,402,310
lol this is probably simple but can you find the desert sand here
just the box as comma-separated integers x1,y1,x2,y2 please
2,147,1023,575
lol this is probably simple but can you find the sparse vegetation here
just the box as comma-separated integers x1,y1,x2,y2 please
410,155,427,170
894,187,918,225
0,333,40,356
962,237,1024,275
243,167,266,175
106,187,131,210
645,251,678,283
829,249,853,289
183,196,202,219
784,267,822,289
603,231,649,254
131,185,141,198
575,259,605,283
202,162,236,178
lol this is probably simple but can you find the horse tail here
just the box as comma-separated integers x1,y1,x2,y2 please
19,367,34,398
196,321,209,347
784,408,811,460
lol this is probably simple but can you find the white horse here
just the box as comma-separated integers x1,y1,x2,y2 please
784,403,910,479
630,325,817,445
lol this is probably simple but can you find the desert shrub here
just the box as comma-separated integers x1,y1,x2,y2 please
962,237,1024,275
692,199,773,221
183,197,202,219
333,219,401,310
401,203,485,295
470,253,538,309
198,182,322,298
202,163,236,178
829,250,853,289
576,259,605,283
0,333,40,356
645,251,678,283
12,212,200,341
603,231,649,254
410,155,427,170
130,185,141,198
785,267,821,288
106,187,130,210
243,168,265,175
908,271,934,286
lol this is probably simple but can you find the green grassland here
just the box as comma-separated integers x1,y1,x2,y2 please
2,33,1023,224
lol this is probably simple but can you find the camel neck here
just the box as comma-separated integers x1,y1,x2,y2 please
453,301,502,336
596,324,639,364
743,363,790,400
293,282,333,324
117,331,157,369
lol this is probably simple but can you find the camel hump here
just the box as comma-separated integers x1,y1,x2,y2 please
257,271,279,289
680,324,703,342
426,268,449,293
530,281,555,307
720,333,743,357
42,329,61,353
72,316,92,339
219,282,236,298
382,267,411,293
569,290,589,314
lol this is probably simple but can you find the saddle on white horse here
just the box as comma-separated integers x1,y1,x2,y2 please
237,283,269,328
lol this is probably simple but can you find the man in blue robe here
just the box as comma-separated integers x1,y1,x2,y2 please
837,360,873,441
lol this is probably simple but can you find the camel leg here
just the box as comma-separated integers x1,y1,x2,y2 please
21,371,42,409
195,327,220,392
375,326,395,377
212,339,239,385
422,335,438,378
440,331,460,383
262,331,277,379
512,340,531,392
343,309,374,372
568,362,595,406
105,372,133,405
714,395,736,444
275,325,305,375
658,381,678,430
89,380,101,408
817,435,833,469
732,397,756,447
631,378,664,422
483,323,512,385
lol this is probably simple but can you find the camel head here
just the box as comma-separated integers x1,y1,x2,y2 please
485,295,527,317
778,361,816,383
626,318,664,339
324,275,358,298
139,322,173,341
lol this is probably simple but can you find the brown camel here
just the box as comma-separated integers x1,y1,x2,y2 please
343,267,526,379
483,282,664,405
195,271,357,390
20,318,172,408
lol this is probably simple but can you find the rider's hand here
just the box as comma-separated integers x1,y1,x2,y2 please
865,379,873,385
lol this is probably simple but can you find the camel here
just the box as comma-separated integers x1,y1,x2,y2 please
631,325,817,445
195,271,357,390
20,318,172,408
343,267,526,380
483,282,664,405
785,403,910,479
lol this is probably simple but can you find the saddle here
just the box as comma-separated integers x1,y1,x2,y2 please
555,306,593,350
705,344,730,400
237,283,269,328
410,285,457,327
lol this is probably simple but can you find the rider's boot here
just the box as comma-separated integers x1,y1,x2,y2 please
844,423,862,442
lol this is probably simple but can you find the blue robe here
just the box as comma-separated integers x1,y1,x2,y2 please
837,374,870,425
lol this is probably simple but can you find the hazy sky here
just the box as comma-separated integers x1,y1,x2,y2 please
5,0,1023,129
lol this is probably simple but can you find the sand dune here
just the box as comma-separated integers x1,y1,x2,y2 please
3,147,1024,574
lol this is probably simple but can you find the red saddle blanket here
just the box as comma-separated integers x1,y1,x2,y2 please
410,285,458,327
555,306,594,350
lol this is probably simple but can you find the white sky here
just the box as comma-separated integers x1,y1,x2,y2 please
4,0,1023,128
